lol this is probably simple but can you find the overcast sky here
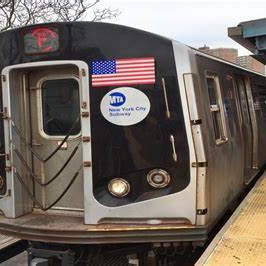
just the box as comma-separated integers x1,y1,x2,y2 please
92,0,266,55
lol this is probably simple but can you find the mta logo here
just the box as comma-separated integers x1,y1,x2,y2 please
109,92,126,107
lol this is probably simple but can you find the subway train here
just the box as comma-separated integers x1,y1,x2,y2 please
0,21,265,263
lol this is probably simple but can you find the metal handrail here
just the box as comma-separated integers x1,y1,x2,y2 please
11,116,81,163
13,165,82,211
12,141,80,187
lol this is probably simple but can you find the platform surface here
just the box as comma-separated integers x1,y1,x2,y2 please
197,170,266,266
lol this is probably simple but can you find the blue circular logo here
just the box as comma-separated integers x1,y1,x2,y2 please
109,92,126,107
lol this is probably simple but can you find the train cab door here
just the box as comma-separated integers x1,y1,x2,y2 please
235,76,254,184
27,65,84,211
0,61,91,218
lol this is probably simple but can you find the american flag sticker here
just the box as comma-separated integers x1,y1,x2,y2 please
91,57,155,87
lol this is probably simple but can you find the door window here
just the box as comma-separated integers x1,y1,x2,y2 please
206,73,227,144
41,78,80,136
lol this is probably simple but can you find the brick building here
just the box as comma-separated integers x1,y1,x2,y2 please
236,56,265,75
198,45,265,75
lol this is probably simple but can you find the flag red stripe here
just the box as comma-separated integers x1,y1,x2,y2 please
116,63,155,69
116,58,155,64
92,79,155,87
117,67,155,73
92,75,155,82
91,71,154,78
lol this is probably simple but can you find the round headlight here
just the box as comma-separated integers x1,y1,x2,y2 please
108,178,130,198
147,169,170,188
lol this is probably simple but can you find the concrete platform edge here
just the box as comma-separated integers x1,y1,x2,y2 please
195,170,266,266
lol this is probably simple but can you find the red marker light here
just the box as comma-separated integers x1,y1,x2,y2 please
31,28,56,49
24,26,59,54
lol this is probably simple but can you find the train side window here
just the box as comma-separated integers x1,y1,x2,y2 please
41,78,81,137
206,73,227,145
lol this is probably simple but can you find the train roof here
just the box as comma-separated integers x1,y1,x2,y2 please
191,46,266,77
0,21,264,77
0,21,171,42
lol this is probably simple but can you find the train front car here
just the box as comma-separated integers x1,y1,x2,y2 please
0,22,203,250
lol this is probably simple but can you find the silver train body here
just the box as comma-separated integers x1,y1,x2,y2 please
0,22,265,246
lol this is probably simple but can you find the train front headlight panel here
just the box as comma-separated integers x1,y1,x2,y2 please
147,169,171,188
108,178,130,198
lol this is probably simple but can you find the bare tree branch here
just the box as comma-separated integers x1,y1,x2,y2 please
92,7,121,22
0,0,120,32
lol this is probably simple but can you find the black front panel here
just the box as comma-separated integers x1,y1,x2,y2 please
0,22,190,204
